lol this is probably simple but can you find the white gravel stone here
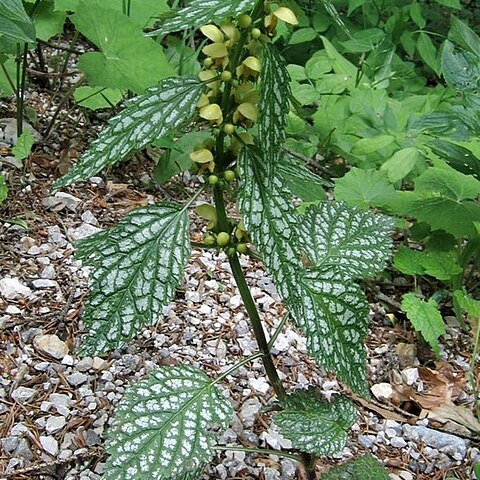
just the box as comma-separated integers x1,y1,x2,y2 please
67,372,88,386
68,223,101,241
34,334,68,359
229,294,242,309
40,265,56,279
92,357,107,370
391,437,407,448
371,382,393,400
0,277,32,299
81,210,99,226
239,397,261,427
46,416,66,434
6,305,21,314
40,435,59,456
248,377,270,395
401,367,419,385
11,387,36,404
54,192,82,211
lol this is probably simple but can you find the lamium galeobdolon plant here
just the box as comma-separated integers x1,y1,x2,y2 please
52,1,394,478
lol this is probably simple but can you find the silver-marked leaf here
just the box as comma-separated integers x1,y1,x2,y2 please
237,147,305,325
53,76,204,190
258,45,291,167
299,202,394,278
76,203,190,355
322,454,390,480
148,0,256,37
273,390,357,456
299,268,370,396
104,365,232,480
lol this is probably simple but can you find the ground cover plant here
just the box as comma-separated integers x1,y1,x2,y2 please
1,0,479,479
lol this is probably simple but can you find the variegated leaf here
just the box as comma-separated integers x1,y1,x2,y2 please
76,203,190,355
53,76,204,190
258,45,291,168
148,0,256,37
299,202,394,278
322,454,390,480
104,365,232,480
273,390,357,456
299,268,370,396
237,147,305,325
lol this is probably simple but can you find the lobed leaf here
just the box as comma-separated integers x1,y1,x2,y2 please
76,203,190,355
258,45,291,167
148,0,256,37
322,454,390,480
104,365,232,480
273,390,357,456
53,76,204,190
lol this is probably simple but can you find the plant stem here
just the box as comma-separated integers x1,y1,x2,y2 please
213,445,301,462
228,251,287,401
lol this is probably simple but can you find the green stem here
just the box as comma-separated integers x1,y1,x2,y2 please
212,352,263,386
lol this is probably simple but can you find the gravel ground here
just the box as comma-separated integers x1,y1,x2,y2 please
1,59,479,479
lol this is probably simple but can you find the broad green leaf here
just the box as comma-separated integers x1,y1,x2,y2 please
320,36,358,78
441,40,480,93
393,246,426,276
291,82,320,105
31,0,66,41
351,135,395,155
299,202,394,278
0,174,7,205
322,455,390,480
0,56,16,97
435,0,461,9
420,251,462,281
409,3,426,29
430,140,480,180
334,168,397,209
72,0,175,94
258,44,291,167
75,203,190,355
278,153,329,202
53,76,204,190
273,391,357,456
11,129,34,161
305,51,331,80
347,0,368,16
449,17,480,54
0,0,36,43
73,86,123,110
55,0,170,28
454,289,480,320
380,147,419,183
148,0,256,37
104,365,232,480
289,27,317,45
153,131,210,185
401,294,445,355
416,32,439,75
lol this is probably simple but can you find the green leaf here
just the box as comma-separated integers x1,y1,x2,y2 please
322,454,390,480
410,2,426,29
75,203,190,355
420,251,462,281
0,56,16,97
278,154,329,202
305,51,331,80
320,36,358,78
449,17,480,54
291,82,320,105
104,365,232,480
416,32,439,75
0,0,36,43
454,289,480,320
258,44,291,167
334,168,397,209
435,0,461,9
441,40,480,93
299,202,394,279
0,174,7,205
273,391,357,456
153,131,210,185
31,0,66,41
401,294,445,355
72,0,175,94
53,76,204,190
351,134,395,155
11,129,34,161
73,86,123,110
289,27,317,45
380,147,419,183
393,246,426,276
148,0,256,37
430,140,480,180
347,0,368,16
